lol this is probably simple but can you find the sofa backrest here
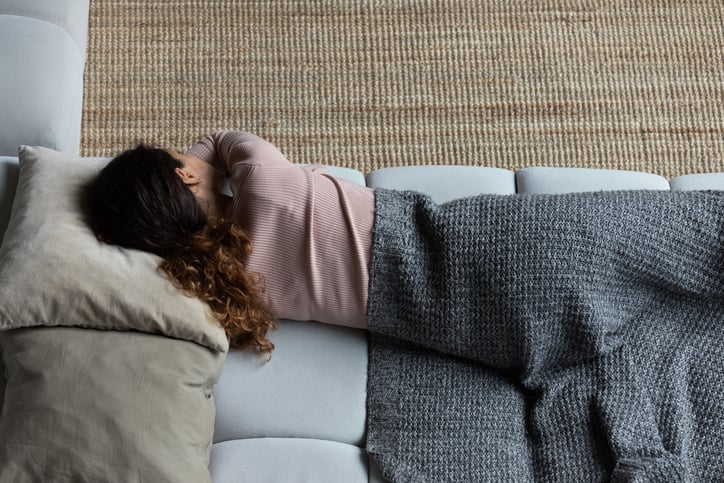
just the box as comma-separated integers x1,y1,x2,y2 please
0,0,89,55
0,1,89,156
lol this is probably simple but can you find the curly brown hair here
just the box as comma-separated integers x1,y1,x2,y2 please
83,144,277,354
160,220,277,353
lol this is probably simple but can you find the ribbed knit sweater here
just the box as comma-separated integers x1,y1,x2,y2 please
186,130,374,328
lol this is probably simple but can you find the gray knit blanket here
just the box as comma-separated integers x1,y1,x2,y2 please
366,189,724,482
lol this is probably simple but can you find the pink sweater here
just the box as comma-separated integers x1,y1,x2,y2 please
186,130,374,329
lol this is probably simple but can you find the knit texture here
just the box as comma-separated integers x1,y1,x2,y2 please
366,189,724,482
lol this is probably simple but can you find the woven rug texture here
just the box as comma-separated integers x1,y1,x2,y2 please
81,0,723,177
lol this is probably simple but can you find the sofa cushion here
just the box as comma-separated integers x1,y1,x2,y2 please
366,166,516,202
516,167,670,194
209,438,369,483
216,162,369,448
0,17,84,155
214,321,367,446
322,165,367,186
0,0,90,55
670,172,724,191
0,146,227,351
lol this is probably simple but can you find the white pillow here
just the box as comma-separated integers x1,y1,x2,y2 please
0,145,228,352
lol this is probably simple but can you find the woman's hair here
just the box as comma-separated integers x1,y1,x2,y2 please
83,144,276,353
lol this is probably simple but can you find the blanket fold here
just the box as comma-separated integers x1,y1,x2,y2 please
366,189,724,482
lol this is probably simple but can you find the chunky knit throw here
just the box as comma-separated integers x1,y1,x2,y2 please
366,189,724,482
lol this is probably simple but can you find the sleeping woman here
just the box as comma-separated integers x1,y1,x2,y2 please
84,129,723,378
84,130,375,354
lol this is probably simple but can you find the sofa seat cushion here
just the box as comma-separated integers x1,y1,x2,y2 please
209,438,369,483
214,321,367,446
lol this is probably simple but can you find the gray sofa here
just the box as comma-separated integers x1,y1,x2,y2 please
1,2,723,482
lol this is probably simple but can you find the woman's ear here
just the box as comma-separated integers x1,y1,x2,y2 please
175,166,201,186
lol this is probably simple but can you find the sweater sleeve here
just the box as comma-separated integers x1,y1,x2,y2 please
186,130,291,174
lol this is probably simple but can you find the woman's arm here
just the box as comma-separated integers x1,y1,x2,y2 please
185,130,290,174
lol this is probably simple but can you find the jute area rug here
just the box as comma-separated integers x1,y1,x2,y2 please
81,0,723,178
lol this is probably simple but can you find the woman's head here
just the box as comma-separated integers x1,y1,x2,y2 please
84,144,207,257
84,144,277,353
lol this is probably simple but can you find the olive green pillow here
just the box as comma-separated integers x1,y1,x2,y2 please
0,327,225,482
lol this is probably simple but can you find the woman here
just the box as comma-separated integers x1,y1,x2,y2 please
85,130,375,353
86,129,724,368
